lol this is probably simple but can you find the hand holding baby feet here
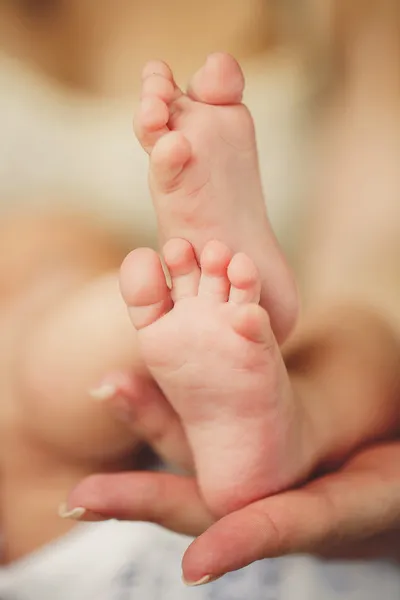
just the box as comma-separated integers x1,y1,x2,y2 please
120,239,313,517
134,53,298,343
90,370,192,472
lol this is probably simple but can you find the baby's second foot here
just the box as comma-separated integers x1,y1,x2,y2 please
134,53,298,344
120,239,313,517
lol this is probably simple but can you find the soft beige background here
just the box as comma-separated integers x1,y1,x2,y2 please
0,50,311,260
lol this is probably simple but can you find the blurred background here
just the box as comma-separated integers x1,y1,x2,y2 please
2,2,400,597
0,0,334,258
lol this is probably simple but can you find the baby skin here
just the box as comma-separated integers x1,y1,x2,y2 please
134,52,298,345
120,239,312,516
123,52,306,515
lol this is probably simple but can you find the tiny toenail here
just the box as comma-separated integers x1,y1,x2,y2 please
89,383,117,401
182,574,219,587
58,503,86,520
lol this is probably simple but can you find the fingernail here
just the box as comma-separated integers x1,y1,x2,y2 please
89,383,117,401
58,503,86,520
183,574,219,587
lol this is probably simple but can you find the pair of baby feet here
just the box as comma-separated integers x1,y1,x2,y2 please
119,53,308,517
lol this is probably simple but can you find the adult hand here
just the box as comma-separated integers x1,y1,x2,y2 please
67,381,400,584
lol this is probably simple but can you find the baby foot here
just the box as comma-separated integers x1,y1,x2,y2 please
134,53,298,344
120,239,313,517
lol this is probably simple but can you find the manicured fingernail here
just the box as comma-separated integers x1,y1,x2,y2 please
58,503,86,520
183,575,218,587
89,383,117,401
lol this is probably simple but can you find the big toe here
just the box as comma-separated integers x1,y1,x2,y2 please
187,53,245,105
120,248,172,330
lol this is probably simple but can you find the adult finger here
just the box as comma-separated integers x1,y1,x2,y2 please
92,372,193,471
65,442,400,585
181,441,400,584
65,470,213,537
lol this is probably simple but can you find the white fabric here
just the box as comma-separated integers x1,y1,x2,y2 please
0,520,399,600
